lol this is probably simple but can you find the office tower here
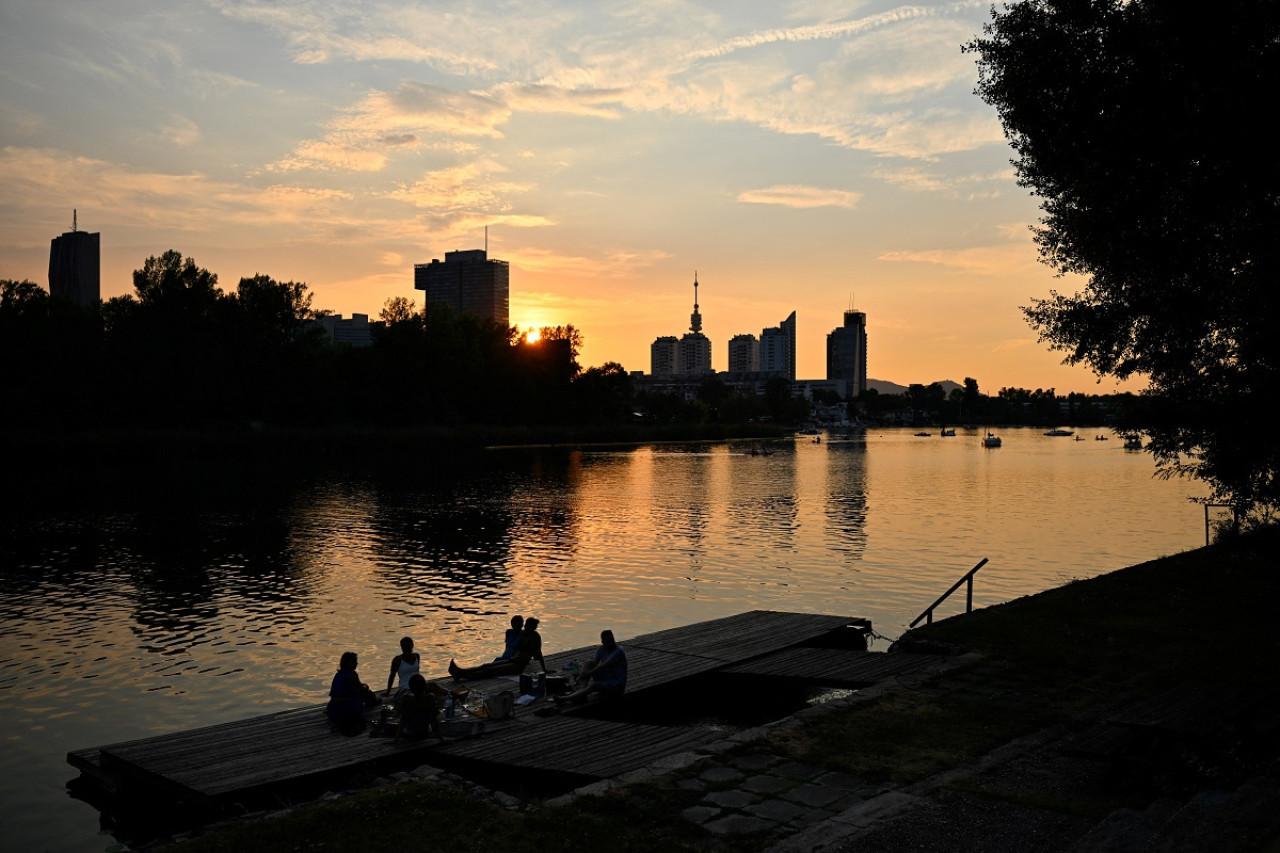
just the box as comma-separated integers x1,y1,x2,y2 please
728,334,759,374
827,309,867,399
651,336,679,376
414,249,509,325
48,211,100,307
677,275,712,375
760,311,796,381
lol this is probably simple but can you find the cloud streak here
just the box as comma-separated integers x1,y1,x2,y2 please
738,185,860,209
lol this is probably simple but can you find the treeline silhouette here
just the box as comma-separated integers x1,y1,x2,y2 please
1,251,627,431
857,379,1135,427
2,251,1129,440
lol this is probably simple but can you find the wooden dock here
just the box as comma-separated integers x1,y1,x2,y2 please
68,611,943,818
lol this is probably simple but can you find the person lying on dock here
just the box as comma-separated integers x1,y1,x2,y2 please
556,630,627,706
393,674,444,742
327,651,377,735
450,617,546,681
386,636,421,695
493,614,524,662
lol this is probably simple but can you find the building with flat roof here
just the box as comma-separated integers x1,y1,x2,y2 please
651,335,679,376
303,313,381,347
48,212,99,307
760,311,796,381
414,248,509,326
727,334,759,374
827,309,867,399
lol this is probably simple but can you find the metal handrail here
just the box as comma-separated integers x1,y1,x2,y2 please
909,558,989,628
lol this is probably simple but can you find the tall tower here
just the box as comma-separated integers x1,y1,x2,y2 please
48,210,100,307
678,273,712,375
827,308,867,399
414,248,510,325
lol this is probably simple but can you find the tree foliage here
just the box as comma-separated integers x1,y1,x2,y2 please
969,0,1280,508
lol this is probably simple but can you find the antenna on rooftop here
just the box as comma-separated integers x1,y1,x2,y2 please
72,209,77,233
485,225,488,255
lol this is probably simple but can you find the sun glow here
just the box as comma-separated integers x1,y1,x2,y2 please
524,328,541,344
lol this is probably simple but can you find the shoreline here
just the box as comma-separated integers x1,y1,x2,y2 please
161,527,1280,852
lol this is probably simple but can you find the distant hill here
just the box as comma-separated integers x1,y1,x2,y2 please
866,379,962,396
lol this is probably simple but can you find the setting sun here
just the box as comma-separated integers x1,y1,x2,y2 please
524,329,541,344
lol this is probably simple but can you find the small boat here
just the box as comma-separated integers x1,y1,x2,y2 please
1095,434,1108,441
1123,435,1143,450
915,431,931,437
983,433,1002,448
1044,428,1074,437
940,428,956,437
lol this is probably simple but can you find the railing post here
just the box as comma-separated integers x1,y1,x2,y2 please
909,558,989,629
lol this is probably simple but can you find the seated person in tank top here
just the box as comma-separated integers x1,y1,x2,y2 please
449,617,546,681
493,615,524,662
386,636,421,695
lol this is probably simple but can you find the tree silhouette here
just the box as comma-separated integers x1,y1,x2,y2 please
969,0,1280,510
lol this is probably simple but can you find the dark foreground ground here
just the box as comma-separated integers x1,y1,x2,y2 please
168,528,1280,853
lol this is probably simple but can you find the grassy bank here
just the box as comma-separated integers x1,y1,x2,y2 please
168,529,1280,852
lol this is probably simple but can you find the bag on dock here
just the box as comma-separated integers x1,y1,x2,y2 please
485,690,515,720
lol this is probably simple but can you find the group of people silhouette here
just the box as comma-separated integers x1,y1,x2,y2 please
325,615,626,737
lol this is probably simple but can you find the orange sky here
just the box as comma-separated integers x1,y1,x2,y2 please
1,0,1134,394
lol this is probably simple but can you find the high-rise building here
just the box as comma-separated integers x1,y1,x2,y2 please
651,336,679,376
760,311,796,381
48,211,99,307
677,275,712,375
827,309,867,399
414,249,509,326
727,334,759,374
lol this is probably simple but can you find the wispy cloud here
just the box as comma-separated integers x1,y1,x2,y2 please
874,164,1015,196
878,243,1040,276
386,160,532,211
271,82,511,172
738,185,860,209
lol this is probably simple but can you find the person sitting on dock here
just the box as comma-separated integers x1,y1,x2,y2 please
327,651,376,735
449,617,546,681
493,614,524,662
393,674,443,742
556,630,627,705
386,636,421,695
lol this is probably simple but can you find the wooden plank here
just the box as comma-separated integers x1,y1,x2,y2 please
718,648,946,685
436,716,720,778
625,611,857,662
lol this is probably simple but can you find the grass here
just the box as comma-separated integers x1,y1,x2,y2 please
177,781,717,853
167,528,1280,852
770,682,1052,784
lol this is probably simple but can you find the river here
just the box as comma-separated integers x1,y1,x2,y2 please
0,428,1207,851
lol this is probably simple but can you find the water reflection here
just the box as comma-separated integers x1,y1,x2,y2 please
821,438,870,559
0,430,1209,853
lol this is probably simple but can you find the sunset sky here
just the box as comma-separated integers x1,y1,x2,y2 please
1,0,1127,393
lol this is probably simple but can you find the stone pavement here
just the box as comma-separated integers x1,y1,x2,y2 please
541,651,1280,853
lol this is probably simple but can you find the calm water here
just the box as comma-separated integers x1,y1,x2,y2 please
0,428,1205,851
